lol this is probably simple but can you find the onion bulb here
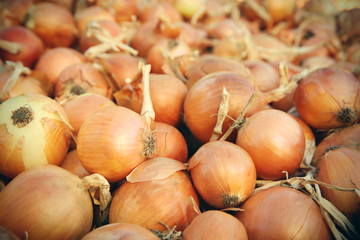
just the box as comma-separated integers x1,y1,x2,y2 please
235,186,331,240
315,147,360,224
77,105,151,182
236,109,305,180
60,149,90,178
182,210,248,240
312,124,360,166
293,67,360,129
109,157,200,232
82,223,160,240
189,140,256,209
0,93,72,178
75,6,116,33
0,164,111,240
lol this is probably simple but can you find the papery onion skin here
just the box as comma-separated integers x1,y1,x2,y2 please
60,149,90,178
109,157,200,232
81,223,160,240
77,106,148,182
0,93,72,178
189,141,256,209
61,93,116,134
182,210,248,240
293,67,360,130
236,109,305,180
315,147,360,225
235,186,331,240
312,124,360,167
0,164,94,240
0,26,45,68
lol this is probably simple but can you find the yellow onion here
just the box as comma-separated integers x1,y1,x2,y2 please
114,73,188,127
236,109,305,180
109,157,200,232
188,141,256,209
61,93,116,134
82,223,160,240
0,164,111,240
75,6,116,33
235,186,331,240
54,62,113,100
312,124,360,166
264,0,296,24
293,67,360,129
0,93,72,178
60,149,90,178
315,147,360,225
77,105,151,182
182,210,248,240
95,0,138,23
24,2,78,48
152,121,188,163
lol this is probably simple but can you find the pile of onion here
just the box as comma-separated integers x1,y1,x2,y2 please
0,164,111,240
0,93,72,178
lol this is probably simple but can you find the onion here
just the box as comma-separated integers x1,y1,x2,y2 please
60,149,90,178
243,60,279,92
109,157,200,232
82,223,159,240
76,105,150,182
97,52,140,90
138,1,183,23
0,164,111,240
114,73,188,127
236,109,305,180
188,141,256,209
0,26,44,68
0,93,72,178
54,62,113,100
293,67,360,129
74,6,116,34
264,0,296,24
152,121,188,163
315,147,360,225
174,0,206,19
24,2,78,48
33,0,75,11
95,0,137,23
235,186,331,240
182,210,248,240
184,54,252,89
0,0,32,27
60,93,116,134
34,47,86,92
184,71,296,143
312,124,360,166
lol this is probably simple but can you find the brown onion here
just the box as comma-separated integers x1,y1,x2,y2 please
0,26,44,68
312,124,360,166
76,105,150,182
138,1,183,23
0,0,32,27
0,164,111,240
293,67,360,129
189,141,256,209
54,62,113,100
243,59,279,92
61,93,116,134
236,109,305,180
95,0,137,23
182,210,248,240
264,0,296,24
75,6,116,34
235,186,331,240
82,223,159,240
114,73,188,127
316,147,360,226
0,93,72,178
60,149,90,178
152,121,188,163
35,47,86,91
24,2,78,48
109,157,200,232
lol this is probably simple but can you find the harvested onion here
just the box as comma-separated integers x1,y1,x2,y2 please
182,210,248,240
0,164,111,240
235,186,331,240
293,67,360,129
109,157,200,232
60,149,90,178
0,93,72,178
